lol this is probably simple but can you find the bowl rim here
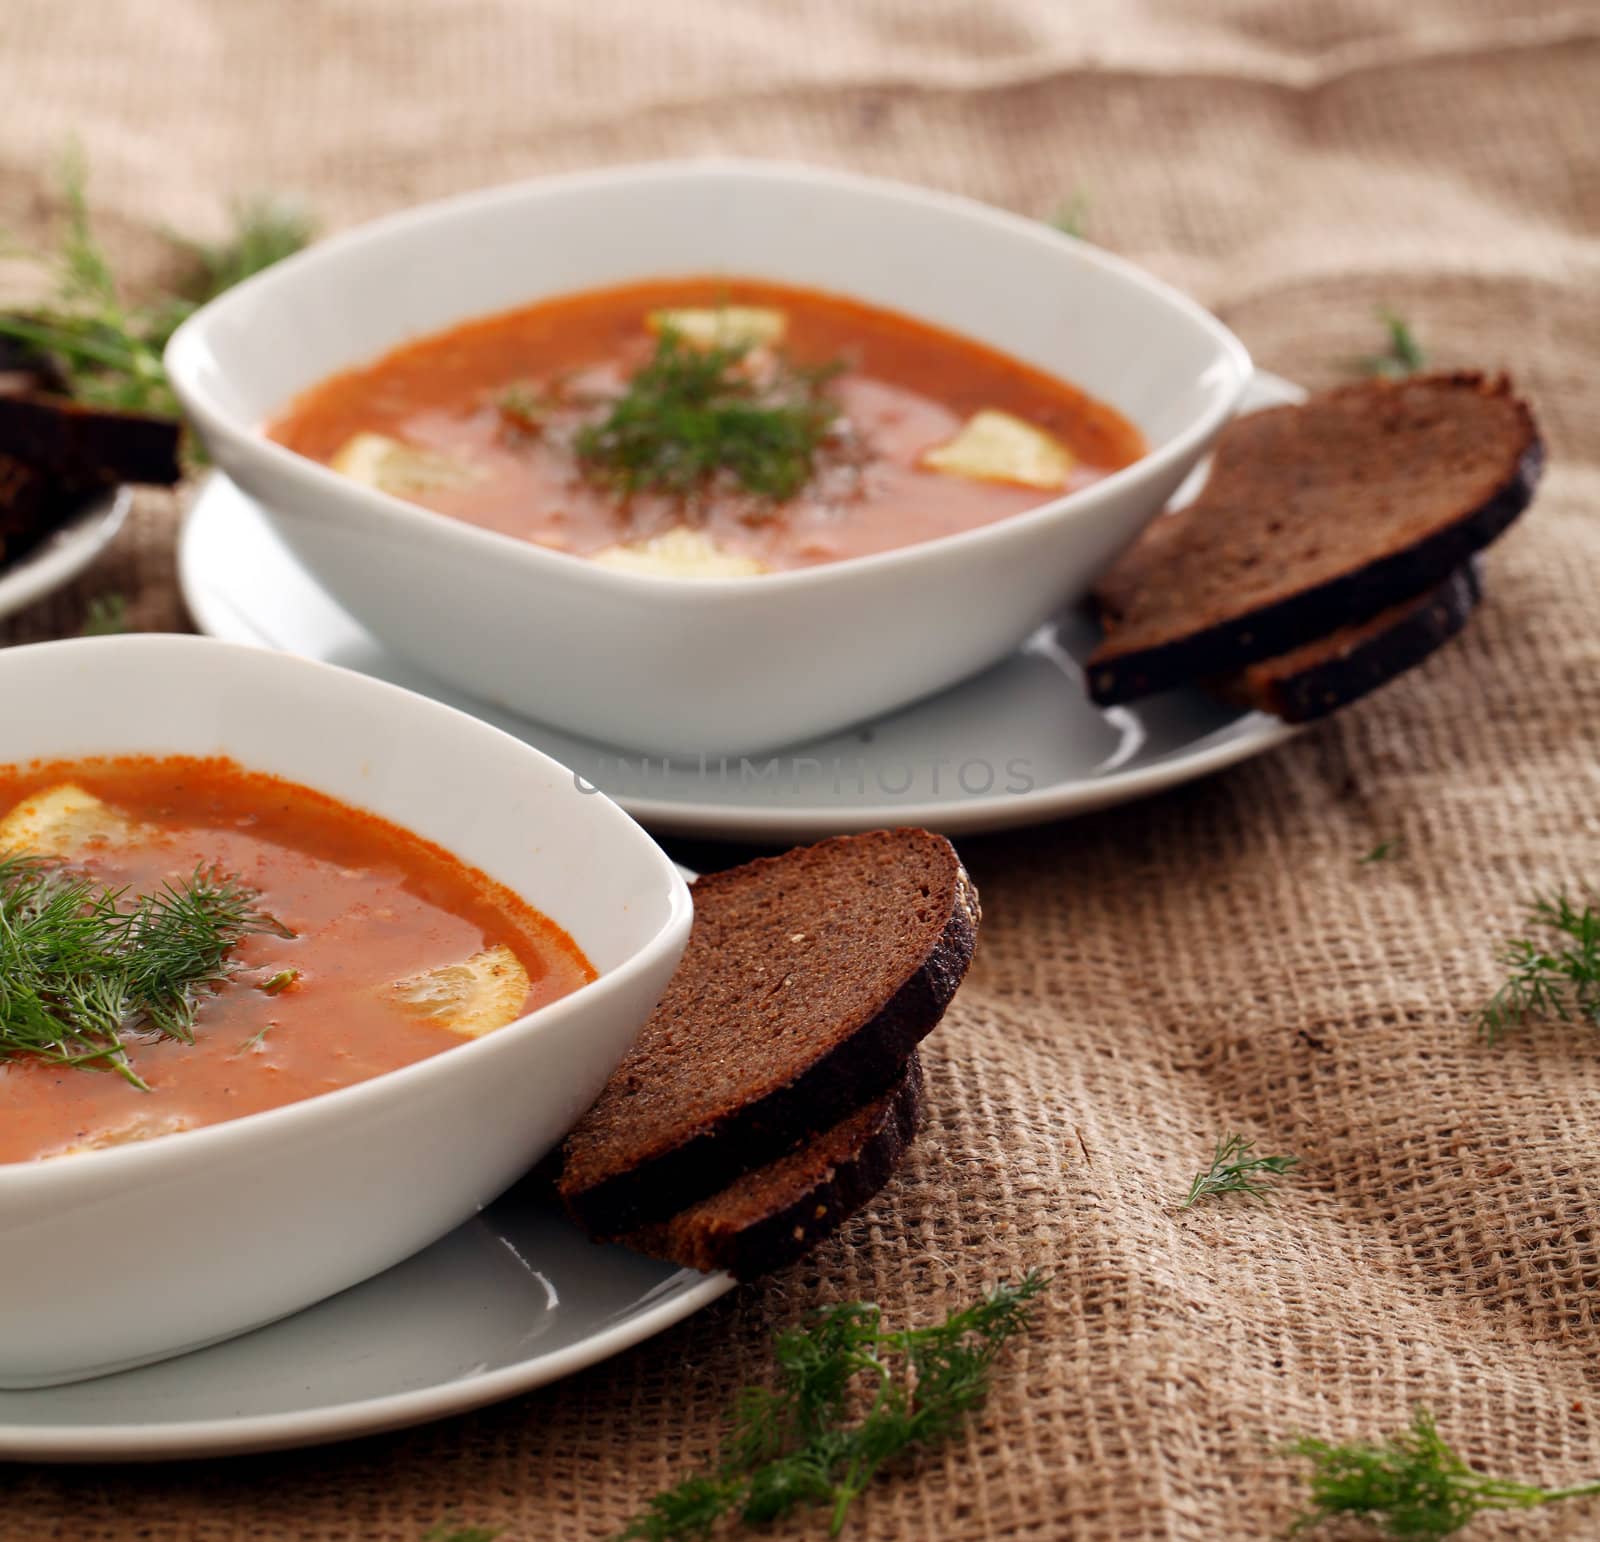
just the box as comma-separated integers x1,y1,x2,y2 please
166,156,1253,597
0,633,693,1193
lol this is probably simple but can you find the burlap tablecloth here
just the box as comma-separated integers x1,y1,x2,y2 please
3,2,1599,1536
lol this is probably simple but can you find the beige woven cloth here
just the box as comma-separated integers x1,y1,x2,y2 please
4,2,1600,1537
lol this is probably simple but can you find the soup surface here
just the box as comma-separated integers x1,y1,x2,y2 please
270,277,1146,573
0,756,592,1164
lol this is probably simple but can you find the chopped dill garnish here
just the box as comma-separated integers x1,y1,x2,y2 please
1359,838,1404,865
0,149,313,421
617,1274,1046,1540
1354,307,1427,380
258,968,300,996
1476,892,1600,1044
1287,1407,1600,1538
1181,1132,1298,1209
1049,189,1091,240
159,196,315,325
0,851,292,1088
495,381,556,437
574,329,843,505
80,593,128,636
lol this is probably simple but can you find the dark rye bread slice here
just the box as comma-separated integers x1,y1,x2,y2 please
0,452,82,568
624,1052,925,1279
1218,562,1482,722
0,392,181,488
1086,373,1541,704
0,453,51,538
558,829,979,1237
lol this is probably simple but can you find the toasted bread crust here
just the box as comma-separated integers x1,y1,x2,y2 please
0,453,50,537
0,393,182,488
626,1053,925,1279
559,831,978,1237
1219,562,1482,722
0,452,84,566
1088,373,1541,704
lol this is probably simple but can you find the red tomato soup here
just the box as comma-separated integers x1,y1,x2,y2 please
269,277,1145,573
0,757,593,1164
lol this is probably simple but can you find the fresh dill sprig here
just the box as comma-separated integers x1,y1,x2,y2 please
80,593,128,636
574,329,843,505
1477,892,1600,1044
0,149,175,416
1354,307,1427,380
161,197,316,323
1287,1407,1600,1538
617,1274,1046,1540
0,151,313,421
1359,838,1404,865
495,381,560,437
0,852,291,1087
1049,189,1091,240
1181,1132,1298,1209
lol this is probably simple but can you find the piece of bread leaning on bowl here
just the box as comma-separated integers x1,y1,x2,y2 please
1087,371,1543,721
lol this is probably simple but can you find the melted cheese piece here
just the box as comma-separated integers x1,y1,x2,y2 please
387,944,531,1039
52,1113,196,1158
330,433,481,496
0,784,145,855
591,526,768,579
646,306,788,351
920,409,1075,490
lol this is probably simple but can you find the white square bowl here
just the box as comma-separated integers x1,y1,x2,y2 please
0,635,691,1387
166,160,1251,756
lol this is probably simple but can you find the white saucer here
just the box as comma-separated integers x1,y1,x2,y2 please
0,486,130,623
179,373,1303,841
0,1174,731,1462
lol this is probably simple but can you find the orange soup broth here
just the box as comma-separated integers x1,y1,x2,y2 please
0,757,593,1163
269,277,1146,570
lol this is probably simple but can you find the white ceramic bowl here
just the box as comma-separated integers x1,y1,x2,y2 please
0,635,692,1388
166,160,1251,757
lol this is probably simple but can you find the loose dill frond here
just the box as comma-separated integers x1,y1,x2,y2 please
1359,838,1404,865
1477,892,1600,1044
0,150,175,416
1288,1407,1600,1538
0,152,313,422
1049,190,1092,239
80,593,128,636
120,869,292,1041
617,1274,1046,1540
1181,1132,1298,1209
574,329,843,505
164,197,316,319
0,852,291,1087
1354,307,1427,380
495,381,557,437
420,1526,502,1542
